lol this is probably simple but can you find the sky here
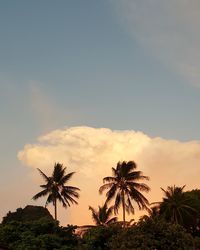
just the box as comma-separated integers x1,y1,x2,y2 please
1,0,200,225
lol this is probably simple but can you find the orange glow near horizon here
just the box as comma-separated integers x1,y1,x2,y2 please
18,126,200,226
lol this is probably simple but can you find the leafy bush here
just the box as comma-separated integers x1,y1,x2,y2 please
0,218,79,250
2,205,53,224
108,218,195,250
81,225,121,250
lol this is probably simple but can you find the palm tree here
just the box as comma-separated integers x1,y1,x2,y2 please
77,203,117,236
89,203,118,226
158,185,196,225
99,161,150,227
33,162,80,220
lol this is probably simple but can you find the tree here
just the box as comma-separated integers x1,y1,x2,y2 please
108,217,195,250
78,203,117,237
99,161,150,227
184,189,200,236
158,185,196,225
2,205,53,224
89,203,117,226
81,225,121,250
33,163,80,221
0,218,79,250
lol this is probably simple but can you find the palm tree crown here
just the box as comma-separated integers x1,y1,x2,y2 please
33,162,80,220
99,161,150,227
89,203,117,226
159,185,196,225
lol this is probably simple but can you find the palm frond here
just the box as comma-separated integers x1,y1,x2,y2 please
106,217,118,224
125,196,134,214
89,206,100,225
106,184,117,202
60,172,75,185
106,205,114,218
114,191,122,214
53,163,66,182
127,182,150,192
37,168,50,182
63,186,80,198
129,188,149,210
45,193,54,207
99,183,113,194
32,189,49,200
56,192,67,208
126,171,149,181
103,176,116,183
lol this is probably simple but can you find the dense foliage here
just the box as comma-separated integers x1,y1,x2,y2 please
2,205,53,224
108,218,195,250
1,205,200,249
81,225,121,250
0,218,79,250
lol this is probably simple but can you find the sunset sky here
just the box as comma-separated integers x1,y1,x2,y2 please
1,0,200,225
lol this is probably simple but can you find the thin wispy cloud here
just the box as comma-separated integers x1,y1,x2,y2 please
28,81,67,133
112,0,200,86
18,126,200,225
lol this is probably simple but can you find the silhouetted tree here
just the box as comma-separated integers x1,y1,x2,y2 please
78,203,117,236
33,163,80,220
184,189,200,236
89,203,117,226
99,161,150,227
158,185,196,225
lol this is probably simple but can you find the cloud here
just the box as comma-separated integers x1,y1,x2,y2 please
28,81,68,133
111,0,200,86
18,126,200,225
28,81,57,131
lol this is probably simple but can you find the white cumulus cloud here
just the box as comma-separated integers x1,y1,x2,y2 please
18,126,200,225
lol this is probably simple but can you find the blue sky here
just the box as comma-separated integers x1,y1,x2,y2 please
1,0,200,224
1,0,200,141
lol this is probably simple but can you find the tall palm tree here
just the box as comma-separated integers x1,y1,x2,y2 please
33,162,80,220
99,161,150,227
158,185,196,225
89,203,118,226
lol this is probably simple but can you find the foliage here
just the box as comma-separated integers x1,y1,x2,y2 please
158,185,196,225
81,225,121,250
89,203,117,226
99,161,150,226
108,217,195,250
151,187,200,237
33,162,80,220
0,218,79,250
184,189,200,236
2,205,53,224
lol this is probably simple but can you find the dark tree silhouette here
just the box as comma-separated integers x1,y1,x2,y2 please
158,185,196,225
77,203,117,236
99,161,150,227
33,162,80,220
89,203,118,226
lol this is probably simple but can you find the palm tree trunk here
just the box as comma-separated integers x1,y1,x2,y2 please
54,198,57,221
122,190,126,228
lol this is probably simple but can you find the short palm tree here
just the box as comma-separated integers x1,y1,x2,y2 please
89,203,118,226
78,203,117,236
99,161,150,227
158,185,196,225
33,162,80,220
